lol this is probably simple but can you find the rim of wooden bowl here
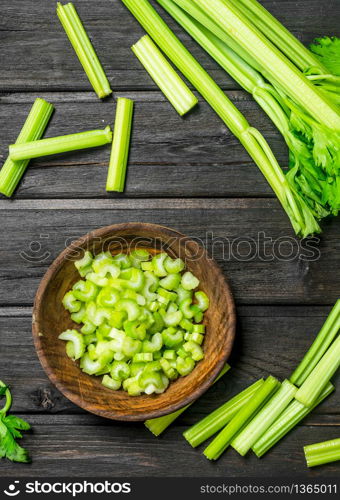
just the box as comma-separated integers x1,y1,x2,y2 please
32,222,236,421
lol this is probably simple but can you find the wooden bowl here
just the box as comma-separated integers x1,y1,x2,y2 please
32,223,236,421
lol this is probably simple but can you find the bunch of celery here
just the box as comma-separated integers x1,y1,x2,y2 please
178,300,339,463
155,0,340,223
120,0,321,238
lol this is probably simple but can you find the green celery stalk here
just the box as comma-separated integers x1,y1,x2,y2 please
0,99,54,197
120,0,321,238
290,300,340,386
132,35,198,116
184,379,264,448
231,379,297,456
57,2,112,98
295,334,340,407
170,0,262,73
190,0,340,130
226,0,328,74
304,438,340,468
145,363,231,436
9,126,112,161
106,98,134,192
203,376,279,460
253,382,334,458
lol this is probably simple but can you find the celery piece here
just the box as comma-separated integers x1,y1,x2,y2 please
157,0,336,221
204,376,279,460
120,0,321,238
295,334,340,407
304,438,340,468
231,380,297,456
191,0,340,131
145,363,231,436
253,382,335,457
132,35,198,116
59,329,85,360
290,300,340,386
184,379,264,448
0,98,53,197
9,126,112,161
226,0,327,74
106,98,134,192
57,2,112,98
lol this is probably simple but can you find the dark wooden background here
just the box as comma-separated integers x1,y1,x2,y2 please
0,0,339,478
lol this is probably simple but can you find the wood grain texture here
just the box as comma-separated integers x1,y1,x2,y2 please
32,223,236,420
0,199,339,306
0,415,339,477
0,0,339,478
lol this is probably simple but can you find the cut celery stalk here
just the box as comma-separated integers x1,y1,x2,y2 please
145,363,231,436
0,98,54,197
295,334,340,407
191,0,340,130
203,376,279,460
184,379,264,448
304,438,340,468
9,126,112,161
253,382,334,458
106,98,134,192
290,300,340,386
120,0,321,238
227,0,328,73
132,35,198,116
231,379,297,456
57,2,112,98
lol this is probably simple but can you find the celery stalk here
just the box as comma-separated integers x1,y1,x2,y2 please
203,376,279,460
226,0,328,73
120,0,321,238
57,2,112,98
145,363,231,436
171,0,262,72
290,300,340,386
295,334,340,407
106,98,134,192
253,382,334,458
132,35,198,116
0,98,54,197
304,438,340,468
184,379,264,448
231,380,297,456
191,0,340,130
9,126,112,161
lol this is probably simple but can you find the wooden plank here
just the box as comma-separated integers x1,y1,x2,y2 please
0,414,338,477
0,198,339,306
0,91,283,199
1,0,338,92
1,307,339,415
